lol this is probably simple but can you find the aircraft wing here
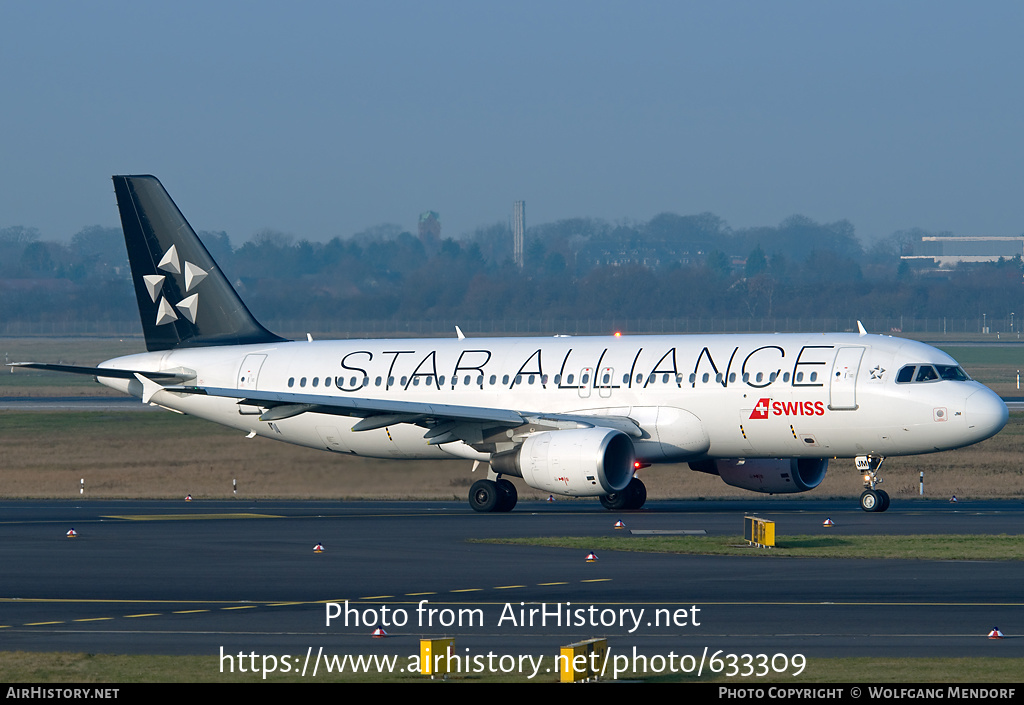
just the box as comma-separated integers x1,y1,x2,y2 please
164,385,643,445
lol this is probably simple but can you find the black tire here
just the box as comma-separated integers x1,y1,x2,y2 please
860,489,881,512
496,479,518,512
877,490,890,512
600,490,629,510
469,479,500,513
601,477,646,511
627,477,647,510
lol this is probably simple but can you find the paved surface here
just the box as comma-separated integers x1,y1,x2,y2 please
0,498,1020,667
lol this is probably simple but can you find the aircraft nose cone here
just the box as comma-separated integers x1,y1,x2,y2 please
965,388,1009,442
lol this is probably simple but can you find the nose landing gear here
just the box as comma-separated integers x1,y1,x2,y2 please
856,455,890,512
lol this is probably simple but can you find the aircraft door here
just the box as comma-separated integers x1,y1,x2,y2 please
829,347,864,410
237,354,267,390
578,367,593,398
598,367,614,398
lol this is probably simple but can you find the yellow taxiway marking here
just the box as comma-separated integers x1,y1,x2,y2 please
580,578,613,583
494,585,527,590
103,513,283,521
221,605,257,610
25,621,63,626
537,582,569,586
359,595,394,600
450,588,483,593
173,610,210,614
73,618,114,622
124,613,160,618
406,592,437,596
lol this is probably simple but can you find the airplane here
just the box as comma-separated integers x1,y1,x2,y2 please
11,175,1009,513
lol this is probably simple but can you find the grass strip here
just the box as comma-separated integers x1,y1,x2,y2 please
472,534,1024,561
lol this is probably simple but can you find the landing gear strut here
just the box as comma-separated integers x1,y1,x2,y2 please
856,455,890,512
600,477,647,511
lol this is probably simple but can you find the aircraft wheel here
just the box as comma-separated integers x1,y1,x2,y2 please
469,479,500,513
626,477,647,510
860,489,881,512
496,479,518,512
600,490,629,511
877,490,890,512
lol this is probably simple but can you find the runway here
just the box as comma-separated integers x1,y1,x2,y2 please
0,498,1021,670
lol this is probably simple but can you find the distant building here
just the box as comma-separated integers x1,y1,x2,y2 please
900,236,1024,267
418,211,440,253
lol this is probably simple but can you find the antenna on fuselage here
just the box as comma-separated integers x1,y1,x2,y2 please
455,326,466,340
857,321,868,336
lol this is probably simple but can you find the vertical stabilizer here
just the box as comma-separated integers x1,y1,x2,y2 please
112,175,287,351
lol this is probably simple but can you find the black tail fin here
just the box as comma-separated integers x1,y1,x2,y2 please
112,175,287,352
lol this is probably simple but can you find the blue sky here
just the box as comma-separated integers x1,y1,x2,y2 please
2,1,1022,245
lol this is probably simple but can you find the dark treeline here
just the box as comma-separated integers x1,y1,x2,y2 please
0,213,1021,329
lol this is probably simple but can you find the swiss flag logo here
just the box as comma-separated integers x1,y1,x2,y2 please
749,398,771,420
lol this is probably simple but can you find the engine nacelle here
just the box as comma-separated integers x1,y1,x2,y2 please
490,428,635,496
689,458,828,494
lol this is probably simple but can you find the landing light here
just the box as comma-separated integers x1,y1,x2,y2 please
614,331,622,337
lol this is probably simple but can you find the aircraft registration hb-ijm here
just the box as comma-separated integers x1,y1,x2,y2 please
13,176,1009,513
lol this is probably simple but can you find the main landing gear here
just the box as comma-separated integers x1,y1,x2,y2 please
599,477,647,511
469,477,518,513
856,455,890,512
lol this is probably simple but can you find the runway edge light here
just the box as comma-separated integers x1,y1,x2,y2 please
373,628,388,638
313,543,324,553
66,528,77,538
585,552,598,562
988,627,1004,639
614,520,626,529
823,518,835,527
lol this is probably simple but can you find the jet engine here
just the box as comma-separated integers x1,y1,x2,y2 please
689,458,828,493
490,428,635,496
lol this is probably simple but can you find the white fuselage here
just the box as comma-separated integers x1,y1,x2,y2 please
97,332,1008,465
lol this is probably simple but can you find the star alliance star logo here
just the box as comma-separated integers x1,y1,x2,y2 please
869,365,885,380
144,244,208,326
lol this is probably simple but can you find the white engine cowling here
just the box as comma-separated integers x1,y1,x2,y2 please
689,458,828,494
490,428,635,496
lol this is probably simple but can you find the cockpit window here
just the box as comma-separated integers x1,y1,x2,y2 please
936,365,970,381
896,366,915,383
897,364,970,384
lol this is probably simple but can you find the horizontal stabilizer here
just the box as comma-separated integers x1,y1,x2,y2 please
9,363,195,383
